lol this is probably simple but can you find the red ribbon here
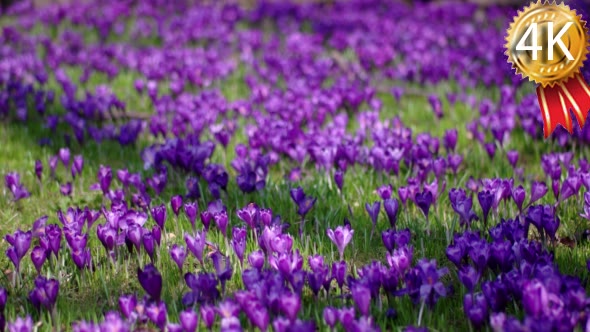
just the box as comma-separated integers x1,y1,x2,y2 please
536,73,590,138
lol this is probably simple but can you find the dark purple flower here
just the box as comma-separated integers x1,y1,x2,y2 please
71,248,91,270
297,196,316,218
35,160,43,181
416,259,448,307
458,265,479,292
414,191,433,220
211,251,233,294
242,300,269,332
171,195,183,216
383,198,400,228
443,129,458,152
290,187,305,205
137,264,162,301
200,305,216,330
331,170,344,194
376,184,393,200
327,225,354,260
30,246,46,274
365,201,381,227
150,204,167,229
477,190,493,225
463,293,488,328
170,244,187,272
97,165,112,194
28,276,59,310
214,211,229,237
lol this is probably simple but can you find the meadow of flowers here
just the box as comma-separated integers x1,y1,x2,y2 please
2,0,590,331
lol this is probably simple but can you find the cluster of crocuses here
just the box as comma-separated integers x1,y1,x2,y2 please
3,0,590,331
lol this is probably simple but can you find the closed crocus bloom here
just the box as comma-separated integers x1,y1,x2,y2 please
443,129,458,152
170,195,183,216
506,150,519,167
146,301,167,329
169,244,186,272
185,231,206,264
458,265,479,292
30,246,47,274
97,165,112,193
530,181,548,205
243,300,269,332
383,198,399,228
34,160,43,181
231,227,247,264
463,293,488,328
278,292,301,322
334,170,344,191
179,309,199,332
248,250,265,270
137,264,162,301
150,204,167,229
477,190,494,225
511,185,526,212
365,201,380,227
71,155,84,178
118,294,136,319
323,307,337,330
351,284,371,317
331,261,347,289
184,202,198,228
58,147,71,167
200,304,216,330
214,211,229,237
142,231,155,259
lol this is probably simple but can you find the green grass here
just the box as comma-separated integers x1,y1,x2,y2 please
2,17,590,332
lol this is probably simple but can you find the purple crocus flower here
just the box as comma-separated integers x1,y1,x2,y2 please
415,258,448,307
28,276,59,310
383,198,400,229
334,170,344,192
170,244,187,272
248,250,265,270
477,190,493,226
60,182,73,196
332,261,347,290
231,226,247,265
351,284,371,317
146,301,167,329
211,251,233,295
179,309,199,332
323,307,337,331
118,294,136,319
506,150,519,167
58,148,70,167
530,181,548,205
200,305,216,331
214,211,229,237
184,202,199,229
185,231,206,264
326,225,354,260
5,229,32,273
35,160,43,182
97,165,112,194
7,316,33,332
71,155,84,178
443,129,458,152
137,264,162,301
376,184,393,200
171,195,183,216
512,185,526,212
414,190,433,220
236,203,259,230
150,204,167,229
279,292,301,322
463,293,488,328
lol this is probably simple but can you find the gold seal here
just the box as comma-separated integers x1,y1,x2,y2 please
505,1,589,88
